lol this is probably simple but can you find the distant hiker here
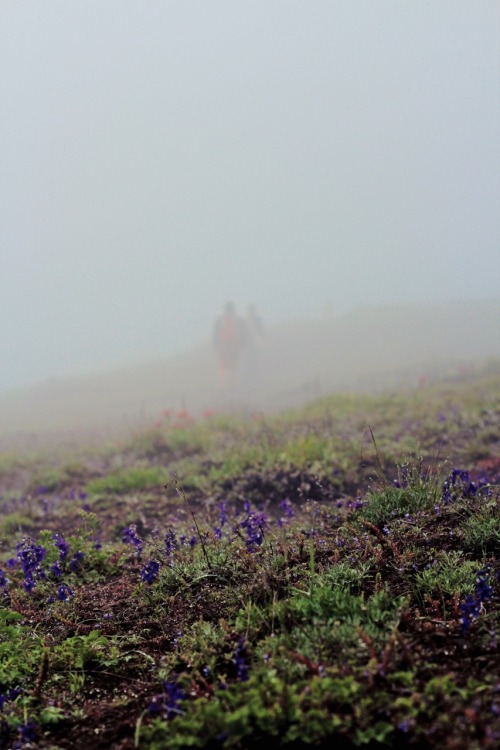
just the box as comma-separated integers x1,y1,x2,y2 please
241,304,265,392
213,302,248,389
245,304,264,347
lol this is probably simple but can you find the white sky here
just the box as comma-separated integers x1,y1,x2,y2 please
1,1,499,392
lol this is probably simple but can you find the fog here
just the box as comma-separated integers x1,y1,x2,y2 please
1,1,499,403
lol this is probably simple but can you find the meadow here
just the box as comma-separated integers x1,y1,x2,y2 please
0,363,499,749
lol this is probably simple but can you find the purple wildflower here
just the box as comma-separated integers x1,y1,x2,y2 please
277,498,295,528
53,533,70,561
442,468,477,504
232,637,249,681
69,551,85,573
164,529,179,558
56,583,74,601
50,562,62,578
123,525,143,558
17,719,37,744
238,509,267,552
148,675,186,719
141,559,160,585
460,565,493,634
0,570,8,591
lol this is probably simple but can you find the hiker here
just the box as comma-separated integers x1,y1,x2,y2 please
213,302,248,389
245,304,264,347
241,304,265,391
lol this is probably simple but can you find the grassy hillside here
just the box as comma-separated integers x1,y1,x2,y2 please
0,364,498,748
1,298,498,441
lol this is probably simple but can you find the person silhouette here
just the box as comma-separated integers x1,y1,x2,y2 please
212,302,248,390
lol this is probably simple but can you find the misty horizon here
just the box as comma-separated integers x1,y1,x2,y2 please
1,1,499,395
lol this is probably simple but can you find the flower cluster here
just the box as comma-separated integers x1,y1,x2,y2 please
122,525,143,559
164,529,179,558
213,501,228,539
52,533,70,560
0,688,22,710
277,498,295,528
442,468,478,504
141,560,160,585
238,508,267,552
232,637,249,682
460,565,494,634
16,538,47,593
0,569,8,593
148,676,187,719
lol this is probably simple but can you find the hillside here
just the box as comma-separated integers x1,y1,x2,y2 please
0,367,498,749
0,298,498,447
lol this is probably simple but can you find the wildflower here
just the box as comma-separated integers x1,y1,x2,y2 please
442,468,477,504
0,570,8,591
232,637,249,681
16,538,46,576
23,574,38,593
123,525,143,558
460,565,493,634
148,675,186,719
69,551,85,573
56,583,74,601
50,562,62,578
164,529,179,558
239,509,267,552
218,501,228,527
52,533,70,561
16,719,37,745
141,560,160,585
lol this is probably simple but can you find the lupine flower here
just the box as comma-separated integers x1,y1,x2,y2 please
277,498,295,528
232,637,249,681
148,675,186,719
0,570,8,591
164,529,179,557
56,583,74,601
17,719,37,744
53,533,70,561
69,551,85,573
218,501,228,527
50,562,62,578
238,509,267,552
460,565,493,634
141,560,160,585
442,468,477,504
123,525,143,558
17,538,46,591
16,538,46,576
22,576,37,593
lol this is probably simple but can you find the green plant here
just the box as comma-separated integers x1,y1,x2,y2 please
462,504,500,554
85,466,169,495
414,550,477,604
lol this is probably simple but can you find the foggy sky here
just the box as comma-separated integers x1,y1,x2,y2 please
1,1,499,393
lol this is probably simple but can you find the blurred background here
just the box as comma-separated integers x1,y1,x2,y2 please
0,1,499,439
